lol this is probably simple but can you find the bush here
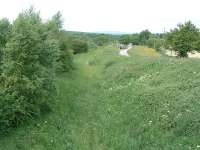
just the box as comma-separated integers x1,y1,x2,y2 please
72,40,88,54
46,12,73,72
146,38,165,51
0,8,58,131
166,21,199,57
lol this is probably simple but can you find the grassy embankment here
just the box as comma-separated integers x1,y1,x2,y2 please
1,45,200,149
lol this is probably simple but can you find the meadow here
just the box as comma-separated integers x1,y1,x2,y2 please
1,45,200,149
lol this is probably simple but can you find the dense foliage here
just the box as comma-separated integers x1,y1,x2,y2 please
0,18,11,73
0,8,73,132
71,39,88,54
46,12,73,72
146,36,165,51
139,29,151,45
166,21,200,57
66,31,117,48
119,35,131,45
0,7,118,133
93,34,112,46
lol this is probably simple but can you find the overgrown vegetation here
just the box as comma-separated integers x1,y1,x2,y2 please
1,5,200,150
0,7,120,134
1,45,200,149
0,8,74,133
0,18,11,73
71,39,88,54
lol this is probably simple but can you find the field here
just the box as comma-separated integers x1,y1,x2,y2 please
1,45,200,149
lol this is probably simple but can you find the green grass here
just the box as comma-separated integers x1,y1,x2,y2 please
1,45,200,149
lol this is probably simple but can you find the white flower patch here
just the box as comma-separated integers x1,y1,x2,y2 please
108,79,134,91
148,120,153,125
137,74,152,82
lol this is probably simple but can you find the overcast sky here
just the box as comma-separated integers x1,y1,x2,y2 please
0,0,200,33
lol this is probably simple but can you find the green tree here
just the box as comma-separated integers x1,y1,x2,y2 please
130,34,140,45
146,38,164,51
0,18,11,73
119,35,131,45
139,29,151,45
72,39,88,54
0,18,10,48
94,34,111,46
0,8,58,130
46,12,73,72
166,21,199,57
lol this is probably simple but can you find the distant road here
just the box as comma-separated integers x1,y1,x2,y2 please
119,45,132,57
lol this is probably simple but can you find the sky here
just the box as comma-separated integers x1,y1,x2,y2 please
0,0,200,33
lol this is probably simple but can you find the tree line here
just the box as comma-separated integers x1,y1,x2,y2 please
119,21,200,57
119,30,165,51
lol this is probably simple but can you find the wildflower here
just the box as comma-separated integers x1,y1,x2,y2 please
162,115,167,118
148,120,152,124
186,109,192,112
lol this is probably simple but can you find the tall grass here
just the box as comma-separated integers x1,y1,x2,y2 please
1,45,200,149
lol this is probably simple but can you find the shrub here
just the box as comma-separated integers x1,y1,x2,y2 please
146,38,165,51
72,39,88,54
0,8,58,131
46,12,73,72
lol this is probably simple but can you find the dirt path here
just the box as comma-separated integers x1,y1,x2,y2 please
119,45,132,57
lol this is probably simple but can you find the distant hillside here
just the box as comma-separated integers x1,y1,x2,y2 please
94,31,133,35
66,30,132,35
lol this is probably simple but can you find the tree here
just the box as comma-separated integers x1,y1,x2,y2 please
71,39,88,54
0,8,59,130
0,18,11,73
166,21,199,57
146,38,165,51
46,12,73,72
119,35,131,45
94,34,111,46
139,29,151,45
130,34,140,45
0,18,10,48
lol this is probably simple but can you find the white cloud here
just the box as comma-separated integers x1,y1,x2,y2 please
0,0,200,33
